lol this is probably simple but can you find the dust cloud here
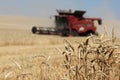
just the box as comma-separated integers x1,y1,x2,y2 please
92,0,120,37
0,16,54,30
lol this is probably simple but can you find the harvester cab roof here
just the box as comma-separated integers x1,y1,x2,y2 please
56,10,86,18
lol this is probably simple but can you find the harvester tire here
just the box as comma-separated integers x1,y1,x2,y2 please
32,27,37,34
71,30,79,36
94,32,99,36
62,29,69,36
85,30,95,36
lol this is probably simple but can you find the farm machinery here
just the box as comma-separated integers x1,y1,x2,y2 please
32,10,102,36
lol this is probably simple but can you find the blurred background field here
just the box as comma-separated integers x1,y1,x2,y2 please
0,15,120,64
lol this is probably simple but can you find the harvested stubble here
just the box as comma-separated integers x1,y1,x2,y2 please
0,34,120,80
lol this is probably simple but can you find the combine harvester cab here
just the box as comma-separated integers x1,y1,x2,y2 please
32,9,102,36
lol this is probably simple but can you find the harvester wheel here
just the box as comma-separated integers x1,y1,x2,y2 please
85,30,95,36
32,27,37,34
94,32,99,36
62,29,69,36
71,30,79,36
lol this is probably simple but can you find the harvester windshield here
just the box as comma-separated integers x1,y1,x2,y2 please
55,16,68,28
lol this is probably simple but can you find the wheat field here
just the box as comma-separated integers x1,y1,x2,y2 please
0,16,120,80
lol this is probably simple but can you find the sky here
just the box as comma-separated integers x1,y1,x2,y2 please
0,0,119,20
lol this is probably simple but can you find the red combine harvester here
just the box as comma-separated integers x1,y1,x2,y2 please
32,10,102,36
